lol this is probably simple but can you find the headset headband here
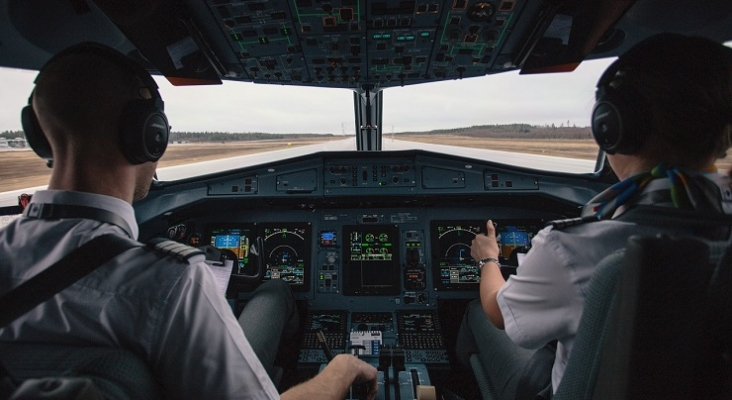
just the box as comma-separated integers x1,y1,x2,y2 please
36,42,164,110
23,41,170,165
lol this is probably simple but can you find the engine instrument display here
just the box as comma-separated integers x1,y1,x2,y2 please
343,224,400,295
207,225,255,274
262,224,311,291
431,220,541,290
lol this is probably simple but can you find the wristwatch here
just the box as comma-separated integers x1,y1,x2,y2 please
477,257,500,271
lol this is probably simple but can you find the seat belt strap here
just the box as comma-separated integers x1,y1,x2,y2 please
0,234,140,328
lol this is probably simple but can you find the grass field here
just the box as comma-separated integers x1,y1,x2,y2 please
0,138,330,193
397,134,732,174
1,135,730,193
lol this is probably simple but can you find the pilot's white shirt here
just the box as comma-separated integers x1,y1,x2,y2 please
0,190,279,400
497,173,732,393
497,219,643,392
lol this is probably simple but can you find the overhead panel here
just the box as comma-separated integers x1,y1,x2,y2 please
205,0,527,88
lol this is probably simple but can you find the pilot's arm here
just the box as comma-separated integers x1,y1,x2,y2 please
491,225,582,349
149,259,280,399
281,354,378,400
471,220,506,329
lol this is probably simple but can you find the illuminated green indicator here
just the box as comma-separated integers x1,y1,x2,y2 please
406,35,415,41
362,243,370,247
320,274,324,280
232,34,242,41
259,37,269,45
420,31,430,38
383,33,392,39
397,35,406,41
383,243,393,247
373,34,383,39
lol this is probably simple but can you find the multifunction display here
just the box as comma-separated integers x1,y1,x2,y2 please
262,224,311,291
207,225,255,275
431,220,541,290
207,223,311,291
343,224,400,295
431,221,483,290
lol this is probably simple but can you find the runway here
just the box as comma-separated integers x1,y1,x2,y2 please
0,138,595,208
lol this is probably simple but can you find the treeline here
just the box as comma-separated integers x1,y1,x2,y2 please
2,124,594,142
0,130,335,142
1,130,24,139
169,131,334,142
396,124,593,140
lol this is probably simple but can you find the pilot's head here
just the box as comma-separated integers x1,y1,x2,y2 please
22,42,169,200
591,33,732,173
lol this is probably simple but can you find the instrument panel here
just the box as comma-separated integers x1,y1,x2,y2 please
181,211,547,368
142,150,602,378
147,150,607,305
170,208,547,305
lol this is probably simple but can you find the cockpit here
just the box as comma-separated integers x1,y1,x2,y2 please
1,0,732,399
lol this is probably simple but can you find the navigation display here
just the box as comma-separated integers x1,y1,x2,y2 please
343,224,400,295
431,221,483,290
207,225,255,275
431,220,541,290
261,223,311,291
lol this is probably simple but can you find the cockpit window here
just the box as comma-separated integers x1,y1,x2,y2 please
2,53,730,197
381,58,617,173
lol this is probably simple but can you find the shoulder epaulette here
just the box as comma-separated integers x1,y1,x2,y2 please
546,215,600,230
147,237,204,262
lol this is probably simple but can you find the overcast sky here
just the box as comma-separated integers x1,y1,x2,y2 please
0,58,616,135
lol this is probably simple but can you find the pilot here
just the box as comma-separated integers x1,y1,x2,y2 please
456,33,732,399
0,42,377,399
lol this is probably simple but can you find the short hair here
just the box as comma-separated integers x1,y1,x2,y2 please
32,50,145,146
602,33,732,165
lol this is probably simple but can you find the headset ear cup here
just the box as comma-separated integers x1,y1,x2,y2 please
592,100,623,154
120,100,169,164
591,91,645,155
21,105,53,160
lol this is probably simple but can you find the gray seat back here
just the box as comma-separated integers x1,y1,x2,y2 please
555,235,732,399
551,249,625,400
0,343,164,400
591,235,730,399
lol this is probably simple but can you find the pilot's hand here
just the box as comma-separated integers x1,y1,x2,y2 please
341,354,378,400
471,220,500,261
281,354,378,400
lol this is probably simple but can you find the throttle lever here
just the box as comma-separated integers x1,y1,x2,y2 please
378,345,392,400
348,346,373,400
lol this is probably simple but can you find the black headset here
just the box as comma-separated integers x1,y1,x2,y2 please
590,58,650,155
21,42,170,165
